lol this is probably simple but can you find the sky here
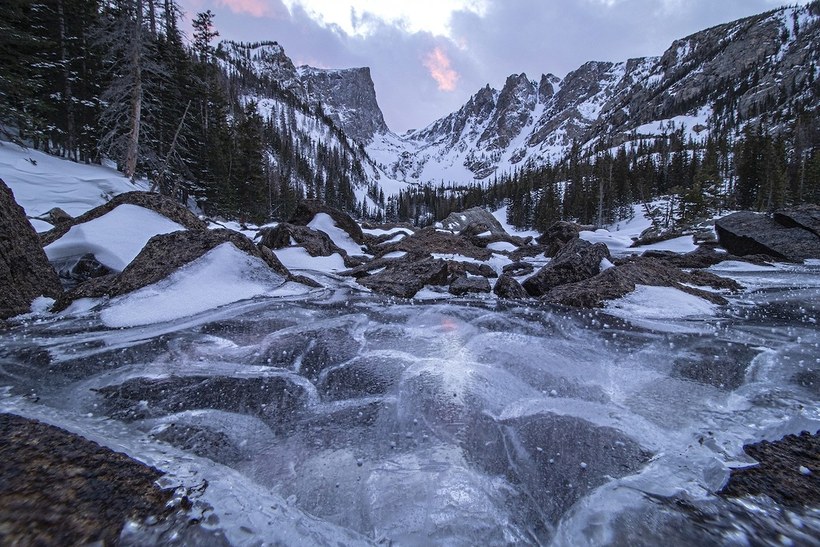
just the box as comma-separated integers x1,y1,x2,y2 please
178,0,807,133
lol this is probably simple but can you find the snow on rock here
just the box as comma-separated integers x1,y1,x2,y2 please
0,142,146,217
44,204,186,271
273,246,347,274
308,213,367,256
487,241,518,252
605,284,718,322
101,243,301,327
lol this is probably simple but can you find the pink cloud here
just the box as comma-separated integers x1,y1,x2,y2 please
423,46,459,92
217,0,270,17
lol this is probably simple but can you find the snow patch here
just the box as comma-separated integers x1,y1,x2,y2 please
308,213,366,256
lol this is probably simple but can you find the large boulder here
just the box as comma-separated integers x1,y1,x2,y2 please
288,200,365,245
493,274,529,299
641,246,773,269
0,413,173,545
439,207,506,234
773,205,820,237
715,210,820,262
448,274,491,296
40,191,207,246
544,256,741,308
377,226,492,261
357,257,449,298
0,179,62,319
258,223,344,257
54,229,299,310
523,238,611,297
537,221,581,257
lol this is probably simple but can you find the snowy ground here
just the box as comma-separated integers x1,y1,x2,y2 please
2,144,819,545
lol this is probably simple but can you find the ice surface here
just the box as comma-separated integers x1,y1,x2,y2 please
100,243,302,327
606,285,718,321
45,204,186,271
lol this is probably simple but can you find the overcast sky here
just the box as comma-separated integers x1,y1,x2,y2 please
178,0,806,133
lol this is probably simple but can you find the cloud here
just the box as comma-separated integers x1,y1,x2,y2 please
423,47,460,92
216,0,275,17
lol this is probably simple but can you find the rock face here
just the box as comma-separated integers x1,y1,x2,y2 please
493,274,528,299
537,221,582,257
715,210,820,261
523,239,610,297
439,207,507,235
54,229,294,310
773,205,820,237
449,274,491,296
259,223,344,257
0,413,173,545
300,66,389,143
40,191,207,246
720,430,820,508
377,226,492,261
0,179,62,319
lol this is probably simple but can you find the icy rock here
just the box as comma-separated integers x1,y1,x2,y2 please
258,223,345,257
715,210,820,262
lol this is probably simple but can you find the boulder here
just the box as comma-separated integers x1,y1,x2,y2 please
377,226,493,261
720,430,819,508
510,244,550,261
288,200,366,245
357,257,449,298
641,246,774,269
537,221,581,256
715,211,820,262
493,274,529,299
54,229,298,311
544,256,741,308
45,207,72,225
439,207,506,234
54,252,113,290
40,191,207,246
523,238,611,297
0,413,173,545
502,261,535,277
258,223,344,257
0,179,62,319
448,274,491,296
773,204,820,237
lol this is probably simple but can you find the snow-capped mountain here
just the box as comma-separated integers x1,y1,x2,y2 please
369,3,819,185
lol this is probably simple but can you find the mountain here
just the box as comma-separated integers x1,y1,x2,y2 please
367,3,820,185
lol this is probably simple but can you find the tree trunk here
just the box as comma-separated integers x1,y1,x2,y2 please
125,0,143,181
57,0,76,161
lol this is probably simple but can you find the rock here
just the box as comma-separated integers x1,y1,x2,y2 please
258,223,344,257
439,206,506,234
631,226,686,247
54,229,294,311
45,207,72,225
357,257,449,298
641,247,774,269
720,430,820,508
502,261,535,277
715,211,820,262
53,252,113,290
95,375,310,428
288,200,366,245
445,260,497,279
537,221,581,256
544,256,740,308
377,226,492,261
0,179,62,319
523,238,611,297
462,222,529,249
510,244,550,261
151,423,244,465
449,274,491,296
40,191,207,246
0,413,173,545
773,204,820,238
493,274,529,299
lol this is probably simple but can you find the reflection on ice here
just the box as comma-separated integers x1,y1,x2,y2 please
1,262,819,545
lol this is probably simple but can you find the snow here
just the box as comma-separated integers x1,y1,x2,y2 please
273,246,347,273
631,235,698,254
28,218,54,233
0,141,147,217
361,226,413,237
708,261,775,272
101,243,303,327
605,285,718,322
382,251,408,259
44,204,186,271
487,241,518,252
491,206,540,238
308,213,366,256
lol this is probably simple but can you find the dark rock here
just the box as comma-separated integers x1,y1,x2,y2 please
642,247,775,269
493,274,529,299
720,430,820,508
510,244,550,261
40,191,207,246
544,256,741,308
319,354,412,401
773,204,820,237
523,238,611,297
377,226,492,261
45,207,72,225
715,211,820,262
673,341,760,390
95,375,310,428
445,260,497,279
258,223,344,257
448,274,491,296
54,229,294,311
357,257,449,298
0,413,173,545
53,252,113,290
631,226,686,247
151,423,244,465
0,179,62,319
537,221,581,256
439,207,506,234
502,261,535,276
288,200,366,245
